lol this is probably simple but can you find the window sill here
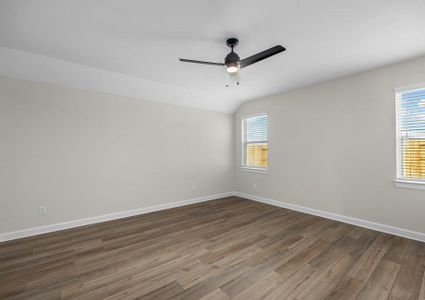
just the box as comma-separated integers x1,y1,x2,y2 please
394,179,425,190
241,167,269,174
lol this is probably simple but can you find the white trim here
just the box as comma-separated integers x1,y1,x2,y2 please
4,191,425,244
394,82,425,93
235,192,425,243
395,89,402,180
240,167,269,173
239,112,269,119
0,192,235,242
394,179,425,190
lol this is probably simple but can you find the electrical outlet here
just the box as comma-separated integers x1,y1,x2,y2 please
191,185,196,190
39,206,47,215
253,183,257,189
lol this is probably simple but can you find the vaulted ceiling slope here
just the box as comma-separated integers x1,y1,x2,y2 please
1,0,425,113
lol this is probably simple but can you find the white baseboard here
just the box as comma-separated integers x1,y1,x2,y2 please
236,192,425,243
0,192,235,242
3,191,424,243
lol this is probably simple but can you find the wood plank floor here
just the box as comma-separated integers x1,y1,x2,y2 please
1,196,425,299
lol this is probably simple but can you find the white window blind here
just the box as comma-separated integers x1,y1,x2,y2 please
242,114,268,169
396,86,425,182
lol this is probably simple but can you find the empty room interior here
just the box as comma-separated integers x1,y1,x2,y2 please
2,1,425,299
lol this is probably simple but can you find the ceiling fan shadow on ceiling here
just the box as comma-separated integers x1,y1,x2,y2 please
179,38,286,87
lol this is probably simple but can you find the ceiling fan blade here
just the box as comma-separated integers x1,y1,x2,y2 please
179,58,224,66
240,45,286,69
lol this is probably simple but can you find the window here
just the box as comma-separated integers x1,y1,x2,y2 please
396,85,425,184
241,114,268,170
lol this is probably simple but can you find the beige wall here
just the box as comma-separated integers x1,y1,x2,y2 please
3,55,425,236
0,76,234,233
235,55,425,233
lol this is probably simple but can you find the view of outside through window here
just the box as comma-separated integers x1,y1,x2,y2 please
403,140,425,178
246,143,268,167
244,115,268,168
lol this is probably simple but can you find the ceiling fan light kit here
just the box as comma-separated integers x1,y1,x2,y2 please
179,38,286,86
226,63,239,74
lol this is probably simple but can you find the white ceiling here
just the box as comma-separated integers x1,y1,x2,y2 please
1,0,425,113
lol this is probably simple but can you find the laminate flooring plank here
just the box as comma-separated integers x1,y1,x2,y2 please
0,196,424,300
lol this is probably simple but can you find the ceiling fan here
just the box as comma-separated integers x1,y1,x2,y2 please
179,38,286,75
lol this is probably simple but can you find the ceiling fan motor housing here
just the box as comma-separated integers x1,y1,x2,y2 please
225,38,240,68
225,52,240,66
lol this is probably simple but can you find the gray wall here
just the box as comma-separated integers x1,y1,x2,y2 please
0,76,234,233
235,55,425,233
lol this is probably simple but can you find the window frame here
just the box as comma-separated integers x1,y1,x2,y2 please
241,113,269,172
394,83,425,189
